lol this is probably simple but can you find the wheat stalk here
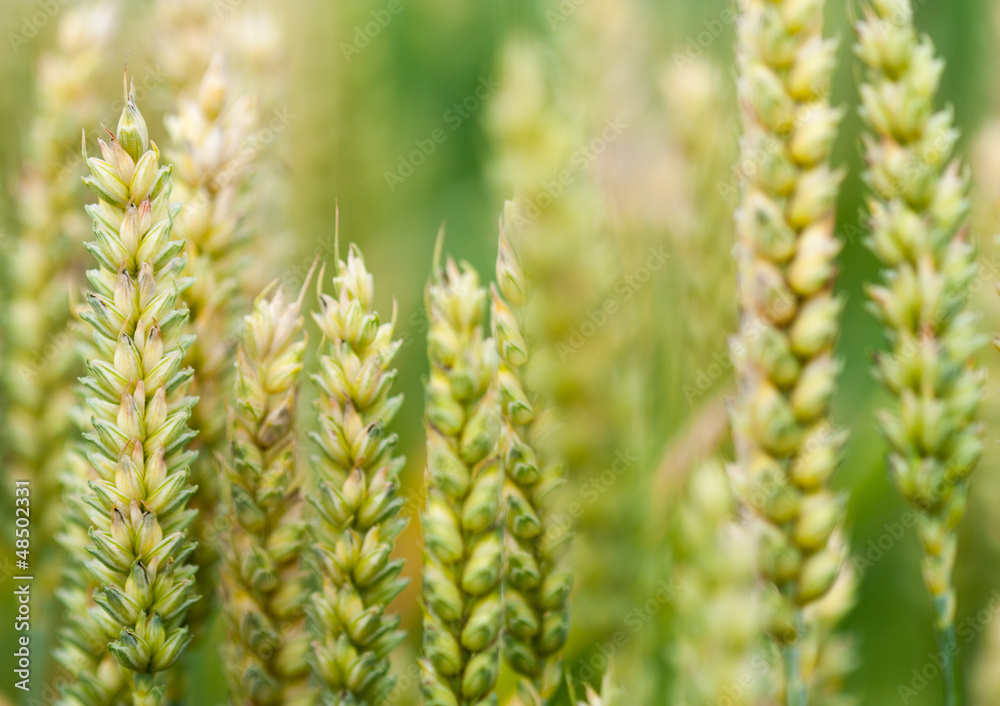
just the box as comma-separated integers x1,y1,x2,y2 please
856,2,985,703
61,81,199,705
730,1,851,702
491,206,572,702
218,282,312,704
420,245,503,706
307,238,408,704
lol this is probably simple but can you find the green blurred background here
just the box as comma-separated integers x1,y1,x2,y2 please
2,0,1000,704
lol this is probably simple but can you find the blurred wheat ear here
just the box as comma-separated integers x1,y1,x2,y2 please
856,1,985,703
306,239,409,703
729,0,853,702
163,52,259,638
217,281,312,704
58,83,199,705
420,247,503,706
3,0,120,611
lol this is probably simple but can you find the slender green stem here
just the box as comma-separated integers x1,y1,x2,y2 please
934,596,962,706
783,611,808,706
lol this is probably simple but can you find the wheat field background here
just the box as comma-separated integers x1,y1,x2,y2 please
2,0,1000,704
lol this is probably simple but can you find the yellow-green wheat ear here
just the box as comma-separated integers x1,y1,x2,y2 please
420,249,503,706
218,280,313,705
164,52,259,638
492,205,572,702
856,1,985,703
730,0,851,703
307,240,409,704
60,81,200,706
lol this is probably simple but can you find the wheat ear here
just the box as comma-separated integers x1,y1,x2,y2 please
856,2,985,703
670,460,770,705
69,81,199,705
163,52,257,633
5,0,120,568
218,282,312,704
420,247,503,706
491,206,572,701
307,240,408,703
731,1,850,702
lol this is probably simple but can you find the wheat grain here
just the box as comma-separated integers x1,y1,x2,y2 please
307,240,408,704
731,1,850,702
856,2,985,702
491,206,572,701
218,282,312,705
420,247,503,706
64,82,199,705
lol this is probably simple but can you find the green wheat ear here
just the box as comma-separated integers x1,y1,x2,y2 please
730,0,852,702
307,237,409,704
63,81,199,705
492,204,572,703
856,1,985,703
218,279,313,705
420,243,504,706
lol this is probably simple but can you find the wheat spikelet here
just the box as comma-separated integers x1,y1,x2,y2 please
218,282,312,704
856,1,985,702
420,248,503,706
58,82,199,705
490,206,572,702
307,240,408,704
731,0,851,701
